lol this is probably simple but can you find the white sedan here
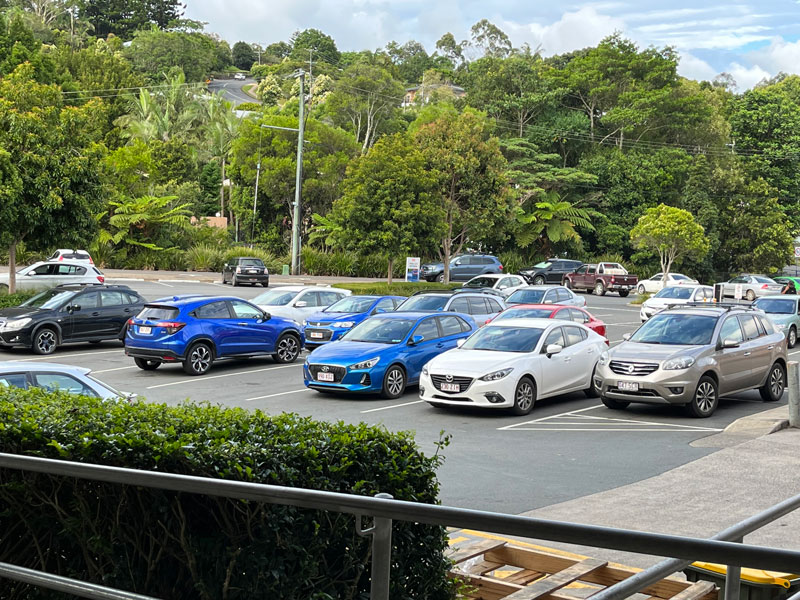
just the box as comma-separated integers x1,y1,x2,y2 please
636,273,698,295
0,261,105,293
462,274,528,297
639,284,715,322
420,318,606,415
253,285,350,323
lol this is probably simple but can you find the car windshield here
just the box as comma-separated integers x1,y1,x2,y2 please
532,261,551,268
342,317,416,344
754,276,777,284
630,314,717,345
238,259,264,267
324,296,375,313
464,277,495,288
654,287,694,299
495,308,554,321
20,289,76,309
672,274,691,280
754,299,796,314
395,295,448,311
138,306,179,321
506,289,545,305
462,326,544,353
253,289,297,306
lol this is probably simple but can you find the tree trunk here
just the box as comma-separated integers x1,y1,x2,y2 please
8,242,16,294
387,258,393,285
442,211,453,284
220,157,226,217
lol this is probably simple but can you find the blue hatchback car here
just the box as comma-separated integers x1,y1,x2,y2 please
125,295,303,375
303,295,405,350
303,311,476,398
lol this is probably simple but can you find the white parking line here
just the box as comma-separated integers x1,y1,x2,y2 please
153,281,174,288
93,365,138,374
789,349,800,356
145,363,303,389
497,404,602,430
361,400,423,413
9,349,124,362
245,389,307,401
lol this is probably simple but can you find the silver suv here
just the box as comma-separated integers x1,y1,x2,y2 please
594,304,787,417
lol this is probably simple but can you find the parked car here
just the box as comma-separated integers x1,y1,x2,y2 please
636,273,699,295
563,263,638,297
595,304,787,417
722,275,783,301
234,72,246,80
753,295,800,348
419,254,503,282
303,312,476,398
221,257,269,287
489,304,607,337
772,276,800,294
252,286,350,323
505,285,585,308
420,318,606,415
0,284,144,355
0,261,105,293
303,295,405,350
462,274,527,296
519,258,583,285
0,362,136,403
48,249,94,266
395,290,506,322
639,285,715,322
125,295,303,375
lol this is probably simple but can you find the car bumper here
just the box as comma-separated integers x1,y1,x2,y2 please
303,362,383,393
418,371,515,408
0,329,34,347
595,363,695,405
124,345,183,363
233,273,269,284
303,327,348,349
608,284,636,291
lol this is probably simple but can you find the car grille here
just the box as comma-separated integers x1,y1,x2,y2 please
608,387,660,397
308,364,346,382
608,361,659,376
430,374,474,393
306,321,328,327
305,328,333,341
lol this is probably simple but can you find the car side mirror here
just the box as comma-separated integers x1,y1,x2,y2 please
258,312,271,322
622,333,631,341
373,307,386,314
25,271,35,276
294,300,308,308
721,338,740,349
544,300,553,305
409,335,424,346
456,338,465,347
70,305,81,312
125,393,138,404
546,344,562,357
454,260,462,266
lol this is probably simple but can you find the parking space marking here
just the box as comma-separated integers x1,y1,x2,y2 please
501,409,722,433
360,400,423,414
789,349,800,356
93,365,138,374
497,404,602,430
8,349,124,362
245,389,306,401
145,363,303,389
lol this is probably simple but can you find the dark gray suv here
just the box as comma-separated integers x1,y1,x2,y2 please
420,254,503,282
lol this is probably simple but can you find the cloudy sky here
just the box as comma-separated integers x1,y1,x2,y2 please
186,0,800,89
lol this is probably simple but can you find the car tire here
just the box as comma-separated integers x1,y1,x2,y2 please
232,275,239,287
594,281,606,296
261,282,269,287
134,357,160,371
563,279,571,289
183,342,214,376
745,289,755,302
220,276,227,284
510,376,536,416
759,362,786,402
32,327,58,355
584,367,599,398
685,375,718,418
601,396,630,410
533,276,545,285
618,290,630,298
381,365,406,399
637,284,646,295
788,327,797,349
272,334,300,363
437,273,445,283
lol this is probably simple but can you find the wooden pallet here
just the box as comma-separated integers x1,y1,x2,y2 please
448,539,719,600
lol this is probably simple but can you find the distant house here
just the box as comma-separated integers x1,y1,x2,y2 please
403,83,466,107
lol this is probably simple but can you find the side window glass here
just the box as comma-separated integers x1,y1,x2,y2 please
125,292,141,304
230,300,263,319
487,299,502,313
100,291,125,307
438,316,463,337
759,316,775,334
467,297,489,314
570,309,587,323
78,292,99,309
33,264,51,275
319,291,340,306
374,298,395,313
557,289,571,302
0,373,28,389
553,309,569,320
543,291,556,303
299,292,320,307
719,317,744,344
458,317,473,332
33,373,97,397
412,318,440,342
739,315,761,340
195,301,231,319
563,326,583,347
587,266,596,275
449,297,470,313
543,328,564,351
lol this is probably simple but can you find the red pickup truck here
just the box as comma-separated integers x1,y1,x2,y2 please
562,263,638,297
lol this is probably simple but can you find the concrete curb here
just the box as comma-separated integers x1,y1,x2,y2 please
722,405,790,437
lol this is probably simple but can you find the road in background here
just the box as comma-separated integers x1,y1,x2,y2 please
1,281,793,513
208,78,259,107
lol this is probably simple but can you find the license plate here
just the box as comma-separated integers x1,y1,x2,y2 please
138,326,151,335
309,332,323,339
441,383,460,393
247,270,258,274
618,381,639,392
317,372,334,382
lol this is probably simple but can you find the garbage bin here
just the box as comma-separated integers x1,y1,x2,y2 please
282,264,289,276
685,562,800,600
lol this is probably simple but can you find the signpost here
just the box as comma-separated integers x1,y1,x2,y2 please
405,257,420,283
734,284,743,300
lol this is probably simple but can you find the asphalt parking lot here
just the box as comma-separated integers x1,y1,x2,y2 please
1,278,794,513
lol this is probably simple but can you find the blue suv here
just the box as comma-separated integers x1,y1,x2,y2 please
125,296,303,375
303,312,476,398
303,295,405,350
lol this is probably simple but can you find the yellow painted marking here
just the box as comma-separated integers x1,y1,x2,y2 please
449,536,468,546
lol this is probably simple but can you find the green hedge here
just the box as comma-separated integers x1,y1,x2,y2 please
0,388,454,600
0,290,37,307
333,281,462,296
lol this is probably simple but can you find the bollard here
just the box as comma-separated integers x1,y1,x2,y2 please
789,362,800,428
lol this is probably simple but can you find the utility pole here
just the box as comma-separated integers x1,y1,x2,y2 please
291,70,305,275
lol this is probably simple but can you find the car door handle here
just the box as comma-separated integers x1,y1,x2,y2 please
587,348,594,354
237,322,249,326
436,343,445,348
563,357,571,362
91,311,100,316
768,346,774,350
743,352,751,356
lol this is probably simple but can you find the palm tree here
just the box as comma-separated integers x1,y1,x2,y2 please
201,93,242,218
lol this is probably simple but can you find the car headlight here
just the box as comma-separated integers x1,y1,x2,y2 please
775,323,787,330
422,365,429,376
349,357,380,370
338,321,355,328
598,351,609,365
302,320,308,326
663,356,696,370
2,318,31,331
479,368,513,381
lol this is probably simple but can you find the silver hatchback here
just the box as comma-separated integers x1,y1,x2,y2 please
595,305,787,417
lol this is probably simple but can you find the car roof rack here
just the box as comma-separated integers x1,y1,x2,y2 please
665,302,757,312
453,287,506,297
54,282,106,288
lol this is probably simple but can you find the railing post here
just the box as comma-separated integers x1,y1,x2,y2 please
370,493,393,600
723,537,742,600
788,361,800,428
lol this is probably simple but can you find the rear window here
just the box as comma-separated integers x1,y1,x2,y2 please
238,258,264,267
754,276,776,284
137,305,179,321
396,295,448,311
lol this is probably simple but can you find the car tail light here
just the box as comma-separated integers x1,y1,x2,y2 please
604,338,610,346
236,266,242,274
498,264,504,271
96,275,105,283
611,276,616,283
127,318,134,326
58,255,63,261
89,258,94,264
156,322,186,335
761,284,768,289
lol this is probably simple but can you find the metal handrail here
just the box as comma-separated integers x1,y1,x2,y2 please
1,452,799,600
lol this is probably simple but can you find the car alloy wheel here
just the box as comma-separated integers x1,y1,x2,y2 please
274,335,300,363
382,366,406,399
594,282,606,296
184,343,212,375
511,377,536,415
789,327,797,349
637,284,646,295
686,376,717,417
33,329,57,355
533,276,545,285
745,289,755,302
437,273,445,283
760,362,785,402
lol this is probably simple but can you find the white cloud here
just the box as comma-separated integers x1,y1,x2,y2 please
748,37,800,74
677,52,717,82
727,62,771,90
